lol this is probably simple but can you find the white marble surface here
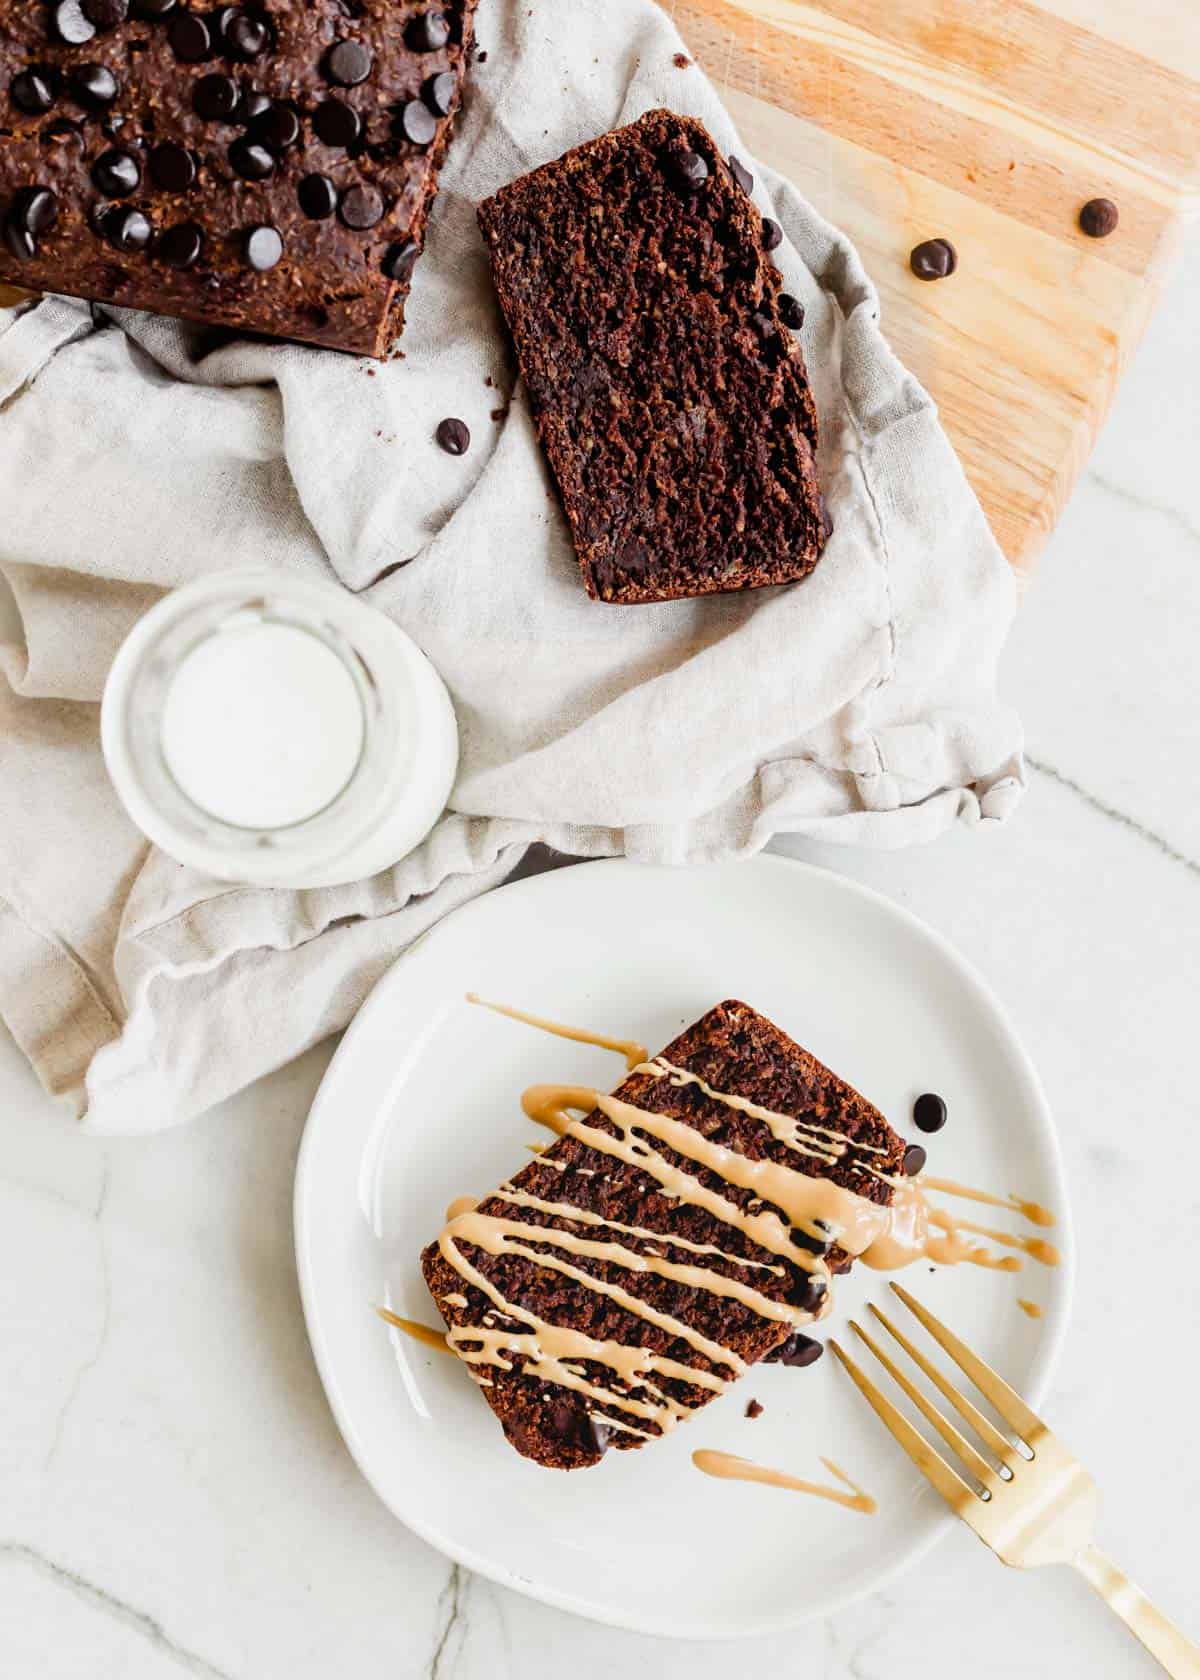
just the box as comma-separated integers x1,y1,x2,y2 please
2,228,1198,1679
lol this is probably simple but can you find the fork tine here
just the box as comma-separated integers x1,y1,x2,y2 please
867,1303,1021,1471
890,1283,1044,1444
830,1339,976,1510
850,1318,999,1490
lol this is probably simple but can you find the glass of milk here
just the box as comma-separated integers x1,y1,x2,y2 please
101,569,458,888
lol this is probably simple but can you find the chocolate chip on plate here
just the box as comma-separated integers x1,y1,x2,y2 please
406,10,450,51
326,40,372,86
761,215,782,251
913,1092,947,1134
149,140,195,190
229,138,274,180
777,292,804,329
105,205,152,251
382,238,419,281
745,1398,764,1419
312,97,361,148
167,11,211,61
297,172,337,220
250,102,300,151
423,70,456,116
11,69,58,115
68,63,119,108
771,1331,824,1368
910,237,957,280
92,148,140,196
666,144,708,192
338,183,383,230
158,219,203,269
728,154,753,195
193,72,240,121
243,222,282,270
82,0,128,25
51,1,96,44
223,11,269,60
11,186,59,236
903,1143,928,1177
1079,196,1118,238
435,417,470,455
399,99,437,146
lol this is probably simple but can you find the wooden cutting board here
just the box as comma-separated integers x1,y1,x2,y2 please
668,0,1200,572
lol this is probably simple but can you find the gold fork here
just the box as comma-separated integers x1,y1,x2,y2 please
831,1283,1199,1679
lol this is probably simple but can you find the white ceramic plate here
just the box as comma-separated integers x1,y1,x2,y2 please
294,856,1072,1639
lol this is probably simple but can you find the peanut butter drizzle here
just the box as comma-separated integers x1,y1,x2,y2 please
1017,1298,1044,1319
950,1218,1060,1267
377,1307,451,1353
920,1176,1055,1229
692,1450,876,1514
445,1194,478,1222
493,1185,785,1274
467,993,648,1072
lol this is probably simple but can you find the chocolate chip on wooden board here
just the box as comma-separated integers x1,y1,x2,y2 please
436,417,470,455
910,237,957,280
1079,197,1119,238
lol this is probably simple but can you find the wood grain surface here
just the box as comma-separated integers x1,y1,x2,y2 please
667,0,1200,570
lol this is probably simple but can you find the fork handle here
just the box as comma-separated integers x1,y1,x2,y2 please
1074,1545,1200,1678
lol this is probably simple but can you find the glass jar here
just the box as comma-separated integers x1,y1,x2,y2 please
101,569,459,888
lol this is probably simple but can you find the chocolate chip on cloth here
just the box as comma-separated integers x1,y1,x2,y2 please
436,417,470,455
910,237,957,280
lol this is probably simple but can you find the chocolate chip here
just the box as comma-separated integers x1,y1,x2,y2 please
423,70,456,116
770,1331,824,1368
82,0,128,24
312,97,360,148
910,237,957,280
913,1092,947,1134
243,222,281,269
149,140,195,190
51,1,96,43
792,1272,827,1314
105,205,151,251
382,238,419,281
339,183,383,229
2,218,36,260
406,10,450,51
666,145,708,192
193,72,240,121
326,39,372,86
237,87,270,124
223,11,269,60
777,292,805,330
761,216,782,251
903,1143,928,1177
11,186,59,236
1079,196,1118,238
399,99,437,145
158,219,202,268
92,148,140,196
297,172,336,219
249,101,299,151
745,1398,764,1419
43,116,84,149
131,0,175,13
69,63,119,109
436,417,469,455
11,70,58,115
167,11,211,60
728,154,753,195
229,138,274,180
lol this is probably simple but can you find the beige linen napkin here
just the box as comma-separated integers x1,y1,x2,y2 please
0,0,1023,1132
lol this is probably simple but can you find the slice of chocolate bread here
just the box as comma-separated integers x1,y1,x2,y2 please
420,1001,905,1470
477,110,828,605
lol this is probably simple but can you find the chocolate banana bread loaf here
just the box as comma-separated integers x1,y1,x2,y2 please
0,1,478,357
420,1000,906,1470
478,110,828,604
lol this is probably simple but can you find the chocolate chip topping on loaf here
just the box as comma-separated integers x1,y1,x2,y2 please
478,109,828,604
0,1,479,356
420,1001,906,1471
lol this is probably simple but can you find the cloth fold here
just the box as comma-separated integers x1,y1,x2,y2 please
0,0,1022,1133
